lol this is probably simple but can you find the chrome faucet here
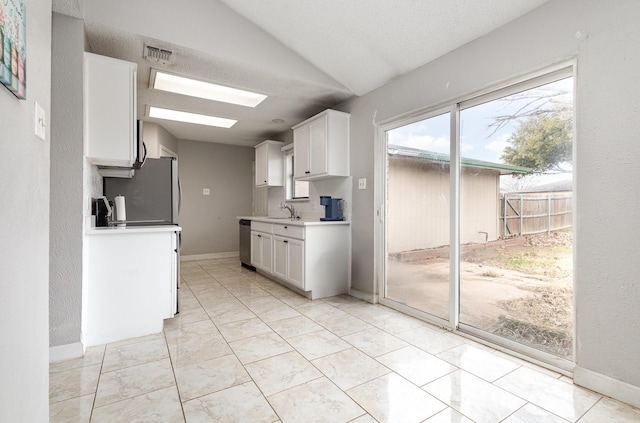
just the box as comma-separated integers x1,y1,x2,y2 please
282,204,296,220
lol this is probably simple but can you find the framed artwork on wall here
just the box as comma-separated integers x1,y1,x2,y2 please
0,0,26,100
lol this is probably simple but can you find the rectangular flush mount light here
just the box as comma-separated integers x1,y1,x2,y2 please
151,70,267,107
148,106,237,128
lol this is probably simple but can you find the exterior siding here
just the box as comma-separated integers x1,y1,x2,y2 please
387,156,499,254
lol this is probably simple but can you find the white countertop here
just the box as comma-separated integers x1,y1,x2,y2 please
237,216,349,226
86,225,182,235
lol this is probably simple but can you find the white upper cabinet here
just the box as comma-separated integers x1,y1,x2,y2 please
84,52,137,168
293,109,350,180
255,140,284,187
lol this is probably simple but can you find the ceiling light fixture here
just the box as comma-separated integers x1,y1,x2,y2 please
148,106,237,128
150,69,267,107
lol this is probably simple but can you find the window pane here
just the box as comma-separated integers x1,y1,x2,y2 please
459,77,574,359
385,112,451,320
284,153,309,199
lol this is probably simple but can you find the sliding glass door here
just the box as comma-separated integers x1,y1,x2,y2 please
384,111,451,322
381,66,574,364
459,75,574,360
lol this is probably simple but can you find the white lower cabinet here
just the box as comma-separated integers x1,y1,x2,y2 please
251,230,273,273
85,227,180,346
273,236,304,289
251,221,349,299
287,239,305,288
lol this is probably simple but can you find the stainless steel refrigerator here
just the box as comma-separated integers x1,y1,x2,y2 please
103,157,180,226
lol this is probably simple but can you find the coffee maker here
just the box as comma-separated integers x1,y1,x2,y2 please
93,196,112,227
320,196,344,221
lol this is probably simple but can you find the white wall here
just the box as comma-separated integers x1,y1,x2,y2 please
177,140,254,256
143,122,178,158
0,0,52,420
341,0,640,404
50,12,84,350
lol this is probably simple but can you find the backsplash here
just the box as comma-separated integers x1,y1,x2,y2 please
265,177,352,221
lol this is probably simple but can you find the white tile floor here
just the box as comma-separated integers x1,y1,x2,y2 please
50,258,640,423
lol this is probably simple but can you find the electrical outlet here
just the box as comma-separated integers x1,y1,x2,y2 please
203,188,210,196
358,178,367,190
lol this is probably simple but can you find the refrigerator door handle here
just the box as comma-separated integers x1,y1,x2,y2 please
140,142,147,167
178,178,182,215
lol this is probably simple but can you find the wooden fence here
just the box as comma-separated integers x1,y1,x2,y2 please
500,192,572,237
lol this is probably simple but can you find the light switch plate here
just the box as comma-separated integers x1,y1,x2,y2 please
203,188,210,196
35,102,46,140
358,178,367,190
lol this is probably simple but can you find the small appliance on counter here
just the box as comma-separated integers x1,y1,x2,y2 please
320,196,344,221
93,196,112,227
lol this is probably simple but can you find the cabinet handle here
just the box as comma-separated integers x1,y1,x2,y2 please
284,226,288,229
257,234,262,238
284,240,288,243
305,171,310,174
264,180,267,183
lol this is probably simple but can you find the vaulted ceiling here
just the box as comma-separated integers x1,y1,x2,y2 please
53,0,549,147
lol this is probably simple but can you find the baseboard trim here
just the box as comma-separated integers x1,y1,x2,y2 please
349,287,377,304
181,252,239,262
50,342,85,363
574,366,640,409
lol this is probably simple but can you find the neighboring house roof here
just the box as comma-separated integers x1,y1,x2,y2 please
388,144,531,175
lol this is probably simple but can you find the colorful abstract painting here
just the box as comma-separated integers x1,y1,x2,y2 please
0,0,26,99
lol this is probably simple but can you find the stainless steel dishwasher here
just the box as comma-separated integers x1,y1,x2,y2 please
239,219,255,270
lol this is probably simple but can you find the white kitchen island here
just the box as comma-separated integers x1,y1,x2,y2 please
84,225,181,346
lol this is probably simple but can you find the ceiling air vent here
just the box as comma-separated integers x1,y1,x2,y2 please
143,43,175,65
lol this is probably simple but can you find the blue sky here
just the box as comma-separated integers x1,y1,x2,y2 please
387,77,574,187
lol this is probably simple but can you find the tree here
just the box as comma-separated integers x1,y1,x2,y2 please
501,173,537,192
501,110,572,174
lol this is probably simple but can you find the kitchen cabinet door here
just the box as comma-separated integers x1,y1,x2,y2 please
261,233,273,273
273,237,288,281
292,109,349,180
255,140,284,187
293,125,310,179
84,52,137,167
251,231,263,269
251,231,272,272
273,236,304,289
287,238,305,289
255,143,268,185
308,115,328,176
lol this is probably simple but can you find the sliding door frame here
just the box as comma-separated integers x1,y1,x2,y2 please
374,60,576,374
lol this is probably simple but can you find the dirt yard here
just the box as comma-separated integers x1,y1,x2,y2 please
387,230,573,358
